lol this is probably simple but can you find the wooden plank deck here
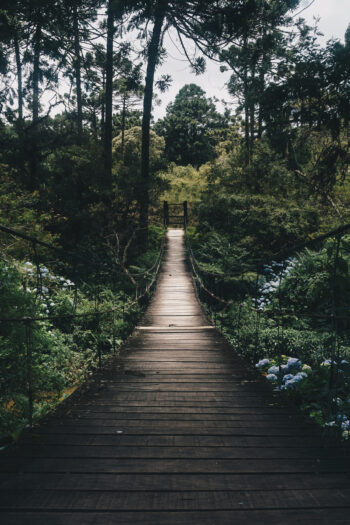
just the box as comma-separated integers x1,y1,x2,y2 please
1,228,350,524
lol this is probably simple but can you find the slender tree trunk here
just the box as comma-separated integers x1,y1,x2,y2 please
30,22,41,190
249,64,256,156
284,108,290,160
92,108,97,138
243,75,250,164
258,68,265,139
104,0,114,186
14,30,25,178
249,101,255,155
73,3,83,143
140,5,165,236
242,36,250,165
257,25,266,139
121,93,126,159
32,23,41,122
14,33,23,121
308,94,312,128
101,71,105,140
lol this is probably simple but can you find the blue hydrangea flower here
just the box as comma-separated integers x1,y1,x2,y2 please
293,372,307,381
281,372,307,389
287,357,302,370
268,365,280,375
341,420,350,431
255,358,270,368
266,374,278,382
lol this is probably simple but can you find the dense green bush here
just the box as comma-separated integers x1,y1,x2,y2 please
193,231,350,438
0,225,164,445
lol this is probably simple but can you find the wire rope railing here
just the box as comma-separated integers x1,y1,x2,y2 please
184,216,350,439
0,222,165,432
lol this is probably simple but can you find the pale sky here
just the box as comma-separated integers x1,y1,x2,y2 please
153,0,350,120
43,1,349,121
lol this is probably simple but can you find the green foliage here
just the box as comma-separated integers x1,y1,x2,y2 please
195,190,319,262
155,84,234,167
160,163,207,204
0,224,164,443
195,234,350,438
112,125,167,207
279,238,350,324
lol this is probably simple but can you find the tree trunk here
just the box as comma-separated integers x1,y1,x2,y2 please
104,0,114,186
14,30,25,178
121,93,126,159
30,22,42,190
140,5,165,237
14,32,23,121
73,3,83,143
101,71,105,140
32,23,41,122
284,108,290,160
92,108,97,138
249,101,255,156
257,68,265,139
243,36,250,165
243,75,250,164
249,64,256,156
257,26,266,139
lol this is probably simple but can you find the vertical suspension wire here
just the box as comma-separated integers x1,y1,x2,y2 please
218,278,224,332
32,240,42,303
276,261,285,388
73,262,78,313
236,270,243,353
236,303,241,351
253,266,260,364
112,309,116,354
25,319,33,429
327,234,341,425
94,276,102,372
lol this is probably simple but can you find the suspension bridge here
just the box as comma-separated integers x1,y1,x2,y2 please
1,211,350,523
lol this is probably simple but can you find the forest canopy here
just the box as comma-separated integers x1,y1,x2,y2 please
0,0,348,250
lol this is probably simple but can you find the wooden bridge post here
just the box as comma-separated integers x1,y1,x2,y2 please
183,200,188,230
163,201,169,228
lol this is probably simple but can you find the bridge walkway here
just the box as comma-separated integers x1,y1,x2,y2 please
0,229,350,524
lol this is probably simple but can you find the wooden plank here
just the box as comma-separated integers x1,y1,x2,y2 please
60,412,301,422
9,445,349,460
1,510,349,525
1,457,348,474
1,488,350,511
59,406,299,414
2,472,349,491
95,381,267,388
78,392,282,400
45,414,313,427
19,434,327,448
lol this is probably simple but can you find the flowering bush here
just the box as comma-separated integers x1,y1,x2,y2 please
0,257,142,446
256,356,308,390
255,354,350,438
